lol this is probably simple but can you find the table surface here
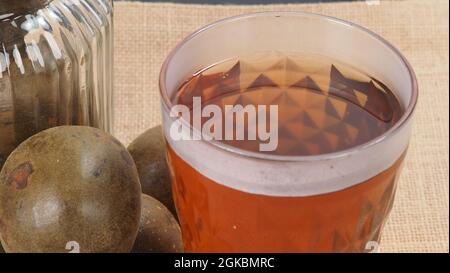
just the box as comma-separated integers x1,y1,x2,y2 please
113,0,449,252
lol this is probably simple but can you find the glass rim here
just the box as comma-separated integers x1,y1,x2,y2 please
159,11,418,162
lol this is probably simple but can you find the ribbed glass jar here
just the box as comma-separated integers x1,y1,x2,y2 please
0,0,114,166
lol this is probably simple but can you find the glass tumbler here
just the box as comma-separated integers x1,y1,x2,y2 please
159,12,418,253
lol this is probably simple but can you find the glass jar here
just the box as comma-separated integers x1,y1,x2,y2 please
0,0,113,166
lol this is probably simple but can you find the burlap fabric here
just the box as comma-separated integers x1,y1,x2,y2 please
114,0,449,253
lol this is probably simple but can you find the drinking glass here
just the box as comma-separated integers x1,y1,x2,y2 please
159,12,418,253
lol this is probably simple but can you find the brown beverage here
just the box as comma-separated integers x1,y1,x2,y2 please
167,52,405,252
173,53,403,155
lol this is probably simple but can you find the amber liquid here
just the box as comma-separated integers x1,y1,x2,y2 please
168,53,405,252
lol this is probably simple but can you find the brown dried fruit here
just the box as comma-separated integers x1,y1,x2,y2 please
128,125,177,217
132,194,183,253
0,126,141,253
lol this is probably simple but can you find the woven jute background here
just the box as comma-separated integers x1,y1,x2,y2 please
114,0,449,252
